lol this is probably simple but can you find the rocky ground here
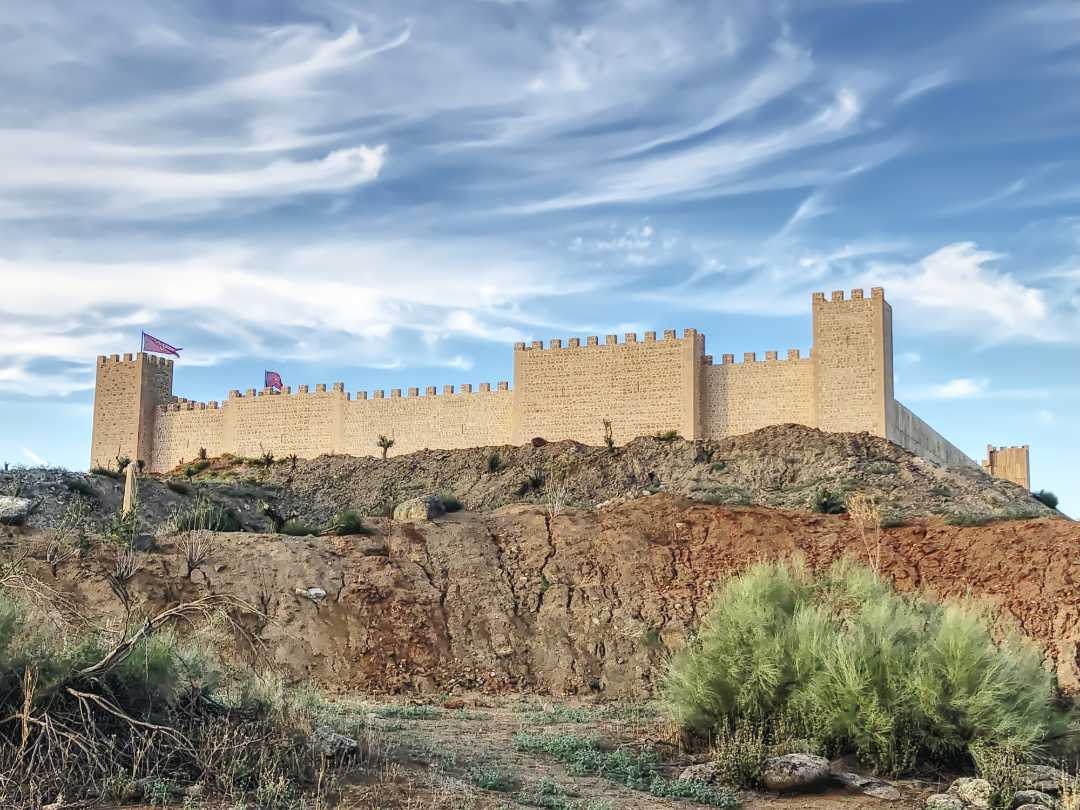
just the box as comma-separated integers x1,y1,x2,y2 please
1,424,1059,537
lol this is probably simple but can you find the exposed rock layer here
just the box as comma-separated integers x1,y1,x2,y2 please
6,494,1080,696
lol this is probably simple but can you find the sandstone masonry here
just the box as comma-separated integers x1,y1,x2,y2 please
89,288,1031,487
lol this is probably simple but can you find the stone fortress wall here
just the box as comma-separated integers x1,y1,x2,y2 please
90,288,1032,488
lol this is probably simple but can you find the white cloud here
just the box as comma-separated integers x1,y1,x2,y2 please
904,376,1051,402
868,242,1068,342
0,236,613,395
1035,408,1055,425
930,377,988,399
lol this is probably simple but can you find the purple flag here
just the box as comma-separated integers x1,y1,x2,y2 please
141,331,181,358
265,370,283,391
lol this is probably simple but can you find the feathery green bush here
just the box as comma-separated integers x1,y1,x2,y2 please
663,560,1068,775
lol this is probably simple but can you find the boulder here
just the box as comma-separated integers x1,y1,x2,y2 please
949,777,993,809
925,795,964,810
393,495,445,522
310,725,359,757
295,586,327,602
762,754,830,792
833,771,901,801
1017,765,1062,794
1011,789,1054,808
678,762,726,786
0,496,32,526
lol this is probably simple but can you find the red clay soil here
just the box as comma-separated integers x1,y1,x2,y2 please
6,495,1079,697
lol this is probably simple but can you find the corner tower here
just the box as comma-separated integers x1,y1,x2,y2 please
90,353,175,470
982,445,1031,490
811,287,895,437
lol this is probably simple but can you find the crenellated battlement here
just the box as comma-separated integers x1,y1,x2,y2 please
514,328,697,351
704,348,810,365
97,352,174,368
812,287,886,304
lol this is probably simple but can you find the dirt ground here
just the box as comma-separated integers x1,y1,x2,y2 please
121,694,936,809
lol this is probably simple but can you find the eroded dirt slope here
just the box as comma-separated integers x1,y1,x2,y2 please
7,494,1080,697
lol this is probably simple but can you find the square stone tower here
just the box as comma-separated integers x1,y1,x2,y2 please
90,353,174,470
811,287,894,437
982,445,1031,490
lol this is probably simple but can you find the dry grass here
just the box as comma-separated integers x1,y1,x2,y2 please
846,491,882,575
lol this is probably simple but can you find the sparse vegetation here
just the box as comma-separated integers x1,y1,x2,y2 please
197,447,208,460
280,519,318,537
438,493,463,513
91,466,121,480
466,762,515,791
810,487,845,514
328,509,372,536
487,451,503,473
602,419,615,452
663,559,1069,776
1033,490,1059,510
694,487,751,506
170,496,241,533
0,589,356,808
376,434,395,459
63,476,95,498
167,478,193,496
654,429,681,442
512,733,736,807
374,704,441,720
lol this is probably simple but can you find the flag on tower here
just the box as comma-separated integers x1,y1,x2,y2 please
265,370,283,391
141,331,181,358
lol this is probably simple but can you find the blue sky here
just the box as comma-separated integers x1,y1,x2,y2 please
1,0,1077,512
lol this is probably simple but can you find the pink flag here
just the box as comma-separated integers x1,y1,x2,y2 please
141,331,181,357
265,370,283,391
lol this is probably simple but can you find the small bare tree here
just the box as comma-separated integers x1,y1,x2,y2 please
602,418,615,452
545,474,571,519
180,530,213,579
376,434,395,459
846,492,882,576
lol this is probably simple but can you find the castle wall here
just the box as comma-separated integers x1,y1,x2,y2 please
151,404,225,470
889,401,977,468
343,386,512,457
510,331,698,445
700,352,814,437
99,288,1023,483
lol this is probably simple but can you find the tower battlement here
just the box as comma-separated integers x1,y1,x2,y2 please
90,290,1029,485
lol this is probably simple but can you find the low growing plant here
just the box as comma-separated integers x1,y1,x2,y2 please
810,487,845,514
438,493,463,513
329,509,372,536
280,519,318,537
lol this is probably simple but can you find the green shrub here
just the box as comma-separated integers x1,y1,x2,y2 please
1033,490,1059,510
512,733,735,807
438,493,463,513
329,510,371,536
91,466,121,480
197,447,208,460
487,451,503,473
63,477,95,498
166,479,193,496
467,763,514,791
654,429,681,442
810,488,845,514
663,560,1068,775
170,497,241,533
280,519,318,537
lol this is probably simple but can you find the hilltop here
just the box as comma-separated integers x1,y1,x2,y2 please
3,424,1056,536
